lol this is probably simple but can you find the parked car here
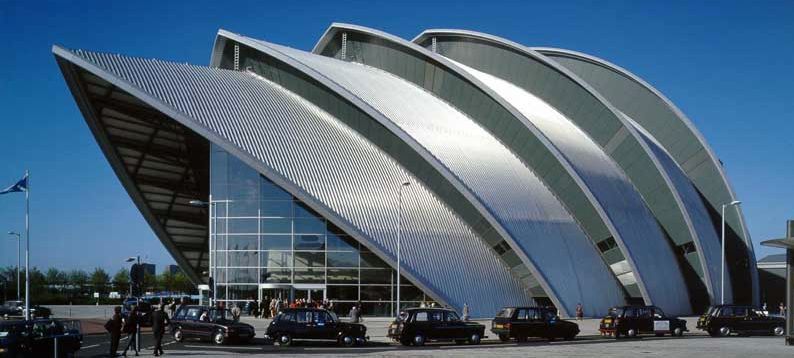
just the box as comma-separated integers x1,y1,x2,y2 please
491,306,579,341
0,301,52,319
0,319,82,357
171,305,255,345
388,308,485,346
265,308,367,346
697,304,785,337
599,305,687,338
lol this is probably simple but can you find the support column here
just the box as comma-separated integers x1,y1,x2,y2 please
787,220,794,345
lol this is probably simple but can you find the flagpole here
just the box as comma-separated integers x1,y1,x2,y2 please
24,170,29,321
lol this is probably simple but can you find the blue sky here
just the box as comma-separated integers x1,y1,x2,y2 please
0,0,792,275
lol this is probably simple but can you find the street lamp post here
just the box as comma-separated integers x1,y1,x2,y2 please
721,200,741,304
7,232,21,301
396,181,410,317
190,198,216,306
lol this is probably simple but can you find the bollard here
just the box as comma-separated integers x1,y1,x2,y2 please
53,336,58,358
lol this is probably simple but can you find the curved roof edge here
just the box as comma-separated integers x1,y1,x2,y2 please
211,29,553,312
311,24,637,312
532,47,755,257
414,28,712,311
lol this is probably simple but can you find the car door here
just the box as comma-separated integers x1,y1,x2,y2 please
426,310,445,339
510,308,529,338
731,306,750,333
527,308,547,337
293,309,313,339
182,307,201,337
444,311,466,340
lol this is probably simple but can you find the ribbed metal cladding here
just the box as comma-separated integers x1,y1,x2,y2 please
236,37,626,317
452,60,690,307
622,112,730,304
54,46,533,317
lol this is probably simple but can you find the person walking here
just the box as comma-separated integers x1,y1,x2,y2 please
780,302,786,316
121,305,139,356
575,303,584,321
168,300,177,318
231,304,242,322
151,303,171,357
251,298,259,318
105,306,122,357
462,303,470,321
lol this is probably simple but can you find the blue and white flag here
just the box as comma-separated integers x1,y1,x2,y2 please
0,174,28,195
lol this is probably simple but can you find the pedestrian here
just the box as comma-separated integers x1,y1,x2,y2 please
105,306,122,357
168,300,177,318
251,298,259,318
462,303,470,321
273,298,281,317
575,303,584,321
780,302,786,316
349,304,360,323
260,298,267,318
177,297,187,316
151,303,170,357
121,305,139,356
231,304,242,322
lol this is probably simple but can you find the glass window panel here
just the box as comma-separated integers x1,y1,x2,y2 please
261,200,292,217
227,235,258,250
400,285,424,301
260,235,292,250
294,217,326,234
261,218,292,234
228,200,259,217
360,269,391,284
212,235,227,254
360,252,388,268
227,218,258,234
327,269,358,284
293,269,324,283
327,251,358,268
226,285,258,301
294,235,325,250
214,268,226,283
210,147,228,200
294,251,325,268
213,251,226,267
294,202,321,218
260,251,292,268
228,158,259,201
261,268,291,283
361,302,392,316
327,285,358,301
327,233,358,251
213,217,227,234
360,285,391,301
227,268,257,283
261,176,292,200
228,251,258,267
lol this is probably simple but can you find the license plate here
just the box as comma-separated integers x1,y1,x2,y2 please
495,324,504,329
604,318,612,324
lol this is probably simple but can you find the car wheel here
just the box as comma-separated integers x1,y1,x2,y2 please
413,334,426,346
213,330,226,345
614,331,621,339
672,327,683,337
399,338,412,346
498,334,510,342
718,326,731,337
627,329,638,338
468,333,481,345
774,326,785,336
278,333,292,346
339,335,355,347
173,327,184,342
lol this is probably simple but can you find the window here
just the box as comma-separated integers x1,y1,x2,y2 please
261,235,291,250
516,308,530,320
414,311,428,322
733,307,748,317
428,310,443,321
296,310,312,323
278,311,295,322
597,237,618,253
261,218,292,234
294,235,325,250
497,308,515,319
327,251,359,267
185,308,201,321
652,307,666,319
445,311,461,322
637,307,653,319
294,252,325,268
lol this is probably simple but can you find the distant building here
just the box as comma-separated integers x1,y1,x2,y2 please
758,254,785,311
166,265,181,275
141,263,156,276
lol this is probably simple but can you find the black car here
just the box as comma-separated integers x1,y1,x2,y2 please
388,308,485,346
171,305,255,345
491,306,579,341
0,301,52,319
0,319,82,357
697,304,785,337
599,305,687,338
265,308,366,347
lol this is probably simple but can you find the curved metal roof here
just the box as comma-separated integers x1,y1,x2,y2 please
532,47,757,303
215,30,626,316
53,46,532,317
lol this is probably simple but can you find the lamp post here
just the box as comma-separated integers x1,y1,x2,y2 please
7,232,21,301
721,200,741,304
190,198,216,306
396,181,410,317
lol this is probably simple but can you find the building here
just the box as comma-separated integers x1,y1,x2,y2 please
166,264,182,275
141,263,156,277
758,254,785,311
53,23,756,318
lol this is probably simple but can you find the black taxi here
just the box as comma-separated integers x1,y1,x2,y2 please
265,308,367,346
599,305,687,338
697,304,785,337
171,305,255,345
491,306,579,341
388,308,485,346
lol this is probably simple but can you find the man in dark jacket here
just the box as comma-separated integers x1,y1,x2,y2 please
121,305,139,356
151,303,171,356
106,306,123,357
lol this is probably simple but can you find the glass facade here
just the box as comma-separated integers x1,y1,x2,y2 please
210,144,432,316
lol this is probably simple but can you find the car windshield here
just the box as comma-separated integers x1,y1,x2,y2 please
496,308,515,318
607,307,620,317
705,306,717,316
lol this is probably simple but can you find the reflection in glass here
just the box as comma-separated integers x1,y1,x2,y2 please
294,235,325,250
327,269,358,283
261,268,291,283
360,252,389,268
227,251,259,267
260,235,292,250
294,251,325,268
260,251,292,268
327,285,358,300
327,233,358,251
294,269,324,283
227,235,258,250
360,269,391,284
294,217,326,234
261,200,292,217
227,218,258,234
327,251,359,268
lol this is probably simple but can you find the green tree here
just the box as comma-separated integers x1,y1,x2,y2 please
67,270,88,296
90,268,110,294
113,268,130,293
172,272,195,294
159,271,175,292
